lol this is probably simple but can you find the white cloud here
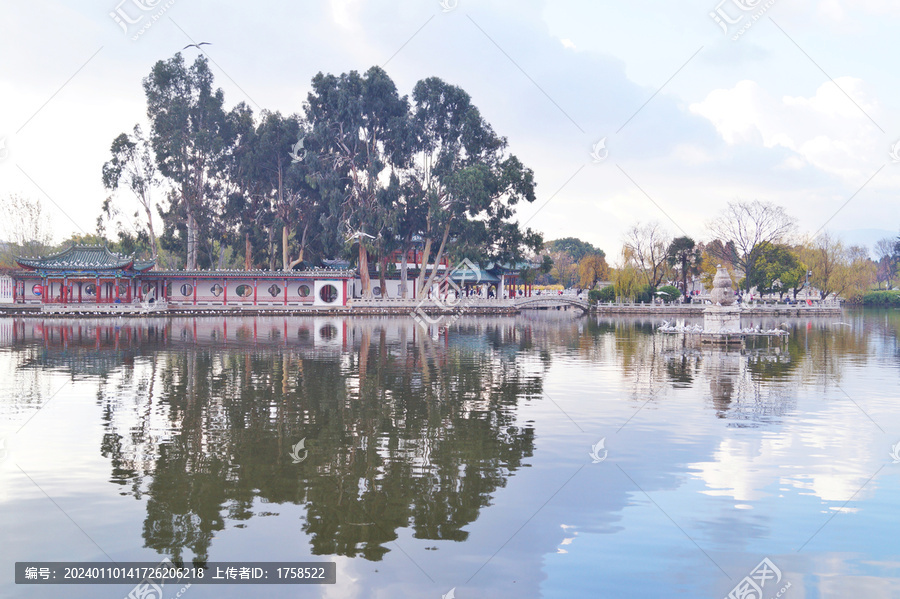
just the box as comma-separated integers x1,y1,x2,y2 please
690,78,884,181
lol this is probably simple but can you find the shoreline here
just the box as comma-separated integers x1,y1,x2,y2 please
0,302,842,318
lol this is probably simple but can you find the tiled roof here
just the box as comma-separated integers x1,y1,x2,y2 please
145,268,356,278
15,245,142,271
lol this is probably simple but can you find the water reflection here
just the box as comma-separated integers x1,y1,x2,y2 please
2,317,542,564
1,310,898,595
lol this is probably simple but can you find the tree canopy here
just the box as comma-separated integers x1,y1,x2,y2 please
98,57,542,280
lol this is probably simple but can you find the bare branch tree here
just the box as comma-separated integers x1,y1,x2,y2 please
0,194,53,263
623,222,671,288
707,200,796,292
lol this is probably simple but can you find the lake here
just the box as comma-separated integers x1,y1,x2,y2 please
1,310,899,598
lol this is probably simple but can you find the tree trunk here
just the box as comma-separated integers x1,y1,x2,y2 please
142,203,159,264
415,237,432,297
420,221,451,299
282,225,289,271
286,223,308,271
400,237,410,299
379,254,389,298
359,243,371,298
267,226,276,271
245,232,251,270
186,210,198,270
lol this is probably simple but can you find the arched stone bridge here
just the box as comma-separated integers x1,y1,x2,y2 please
513,295,591,313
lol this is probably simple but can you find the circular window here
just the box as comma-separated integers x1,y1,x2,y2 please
319,284,338,304
118,282,129,295
235,284,253,298
32,284,42,296
142,283,152,294
85,284,96,296
298,284,311,298
320,324,338,339
268,284,281,297
373,286,381,297
180,284,193,297
210,284,223,297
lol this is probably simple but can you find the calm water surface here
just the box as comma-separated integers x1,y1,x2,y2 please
1,311,899,598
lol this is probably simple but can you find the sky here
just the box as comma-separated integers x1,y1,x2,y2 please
1,0,899,260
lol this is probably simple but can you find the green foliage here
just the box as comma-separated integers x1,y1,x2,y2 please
666,236,700,293
748,242,804,298
591,285,616,304
633,285,654,304
657,285,681,301
545,237,604,262
861,291,900,306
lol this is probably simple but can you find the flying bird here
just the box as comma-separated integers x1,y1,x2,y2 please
183,42,212,50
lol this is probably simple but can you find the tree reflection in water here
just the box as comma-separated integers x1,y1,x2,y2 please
79,318,540,564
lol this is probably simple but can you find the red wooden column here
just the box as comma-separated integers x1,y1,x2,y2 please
193,278,198,306
223,279,228,305
342,280,348,306
254,278,258,306
284,278,288,306
126,280,132,302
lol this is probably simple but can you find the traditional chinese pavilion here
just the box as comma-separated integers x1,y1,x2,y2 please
13,245,356,308
15,245,154,304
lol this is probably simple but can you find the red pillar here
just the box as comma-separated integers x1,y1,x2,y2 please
284,278,288,306
342,279,348,306
193,278,197,306
224,279,228,305
254,279,258,306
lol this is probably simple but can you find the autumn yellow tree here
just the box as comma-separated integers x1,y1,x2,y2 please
802,233,876,300
578,254,610,289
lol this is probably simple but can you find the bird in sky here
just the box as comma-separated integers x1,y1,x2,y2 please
183,42,211,50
